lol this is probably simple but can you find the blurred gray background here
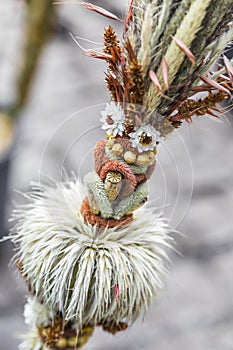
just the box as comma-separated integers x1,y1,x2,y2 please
0,1,233,349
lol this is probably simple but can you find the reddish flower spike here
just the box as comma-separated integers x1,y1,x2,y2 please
171,36,196,65
149,70,162,94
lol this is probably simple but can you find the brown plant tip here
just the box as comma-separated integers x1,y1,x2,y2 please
124,37,137,62
128,59,144,104
170,91,228,123
104,26,122,70
105,73,117,101
103,26,124,102
39,318,64,348
123,38,145,104
101,321,128,335
81,197,133,228
103,26,145,104
39,322,94,350
104,26,121,56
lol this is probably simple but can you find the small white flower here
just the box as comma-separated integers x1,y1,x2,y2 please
129,124,160,153
24,297,54,327
100,102,125,137
19,329,48,350
24,298,36,326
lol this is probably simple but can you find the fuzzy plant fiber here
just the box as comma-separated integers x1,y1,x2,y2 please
10,178,172,329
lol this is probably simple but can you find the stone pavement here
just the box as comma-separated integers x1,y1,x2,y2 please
0,1,233,349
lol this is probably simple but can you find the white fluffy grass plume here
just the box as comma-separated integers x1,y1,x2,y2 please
10,178,172,329
19,329,48,350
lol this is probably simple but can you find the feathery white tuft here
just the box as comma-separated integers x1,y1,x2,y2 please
24,296,55,327
10,178,172,329
19,329,48,350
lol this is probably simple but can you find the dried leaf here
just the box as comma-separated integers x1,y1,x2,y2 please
219,74,231,82
149,70,162,94
171,36,196,65
54,1,121,21
123,0,134,34
81,2,121,21
85,50,112,60
199,75,231,96
191,85,212,92
223,55,233,85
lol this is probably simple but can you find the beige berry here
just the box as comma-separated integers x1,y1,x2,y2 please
123,151,136,164
136,153,150,167
67,337,78,347
112,143,123,156
148,151,155,164
107,138,115,149
41,329,47,337
56,338,67,348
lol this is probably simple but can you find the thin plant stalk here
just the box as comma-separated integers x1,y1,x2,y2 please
12,0,54,118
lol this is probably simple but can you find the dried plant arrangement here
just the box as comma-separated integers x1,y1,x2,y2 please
5,0,233,349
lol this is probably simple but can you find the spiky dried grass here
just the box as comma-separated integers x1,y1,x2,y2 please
10,178,172,329
122,0,233,126
145,0,212,110
138,4,152,77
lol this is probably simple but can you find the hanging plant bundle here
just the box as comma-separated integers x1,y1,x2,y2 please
7,1,233,349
